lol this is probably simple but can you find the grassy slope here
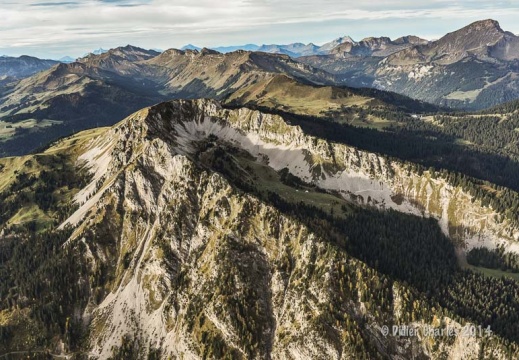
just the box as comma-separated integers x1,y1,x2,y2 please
0,127,104,228
225,75,437,131
226,74,373,116
235,153,353,217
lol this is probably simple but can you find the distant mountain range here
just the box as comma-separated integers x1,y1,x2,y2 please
181,36,359,57
180,34,428,58
181,44,260,53
0,42,437,157
301,19,519,110
0,45,338,156
4,19,519,158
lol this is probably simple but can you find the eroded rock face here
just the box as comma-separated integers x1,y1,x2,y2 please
80,99,516,252
54,99,518,358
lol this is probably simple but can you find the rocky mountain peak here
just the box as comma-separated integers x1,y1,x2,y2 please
360,36,391,44
199,47,220,56
317,36,356,53
393,35,429,45
48,61,87,76
104,45,159,59
385,19,517,65
3,93,519,357
79,45,159,65
332,36,415,57
465,19,504,32
162,48,186,56
430,19,508,58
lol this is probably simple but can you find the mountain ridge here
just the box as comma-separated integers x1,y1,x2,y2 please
300,19,519,110
0,45,338,157
0,55,59,80
387,19,519,65
180,34,428,58
2,99,519,357
0,44,446,158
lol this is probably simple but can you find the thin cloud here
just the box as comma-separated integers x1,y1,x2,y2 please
30,1,79,6
97,0,152,6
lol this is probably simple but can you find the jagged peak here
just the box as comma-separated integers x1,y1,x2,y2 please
327,35,356,44
339,35,355,43
130,98,224,129
199,47,220,55
361,37,394,51
360,36,392,43
107,44,159,56
393,35,429,45
385,19,514,65
466,19,503,32
80,44,159,63
161,48,186,56
441,19,505,40
115,98,285,145
51,61,88,72
119,44,141,51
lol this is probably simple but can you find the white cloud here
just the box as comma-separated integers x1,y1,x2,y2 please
1,0,519,58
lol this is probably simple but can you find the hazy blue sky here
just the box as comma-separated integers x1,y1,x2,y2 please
2,0,519,59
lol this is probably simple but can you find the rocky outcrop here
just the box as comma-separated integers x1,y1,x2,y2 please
56,100,517,358
63,100,519,257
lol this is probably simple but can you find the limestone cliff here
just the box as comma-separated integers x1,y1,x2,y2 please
46,99,518,358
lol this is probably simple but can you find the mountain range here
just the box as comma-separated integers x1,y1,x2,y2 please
3,18,519,359
0,44,413,157
182,43,260,53
2,19,519,161
301,19,519,109
2,19,519,158
181,36,384,57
